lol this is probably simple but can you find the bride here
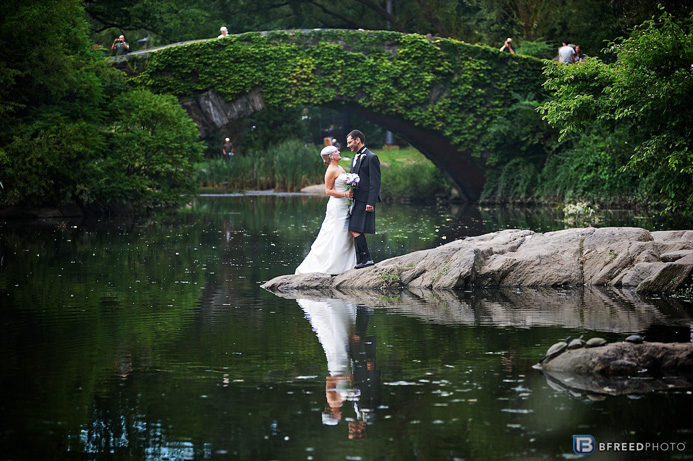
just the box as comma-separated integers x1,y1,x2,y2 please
295,145,356,275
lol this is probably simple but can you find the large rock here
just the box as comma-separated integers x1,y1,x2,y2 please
537,341,693,397
262,227,693,293
539,341,693,375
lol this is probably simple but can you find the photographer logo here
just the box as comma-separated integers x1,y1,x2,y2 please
574,435,596,455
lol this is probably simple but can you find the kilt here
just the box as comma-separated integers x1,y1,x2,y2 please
348,201,376,234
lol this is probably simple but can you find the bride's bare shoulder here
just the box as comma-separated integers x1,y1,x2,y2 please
326,164,343,176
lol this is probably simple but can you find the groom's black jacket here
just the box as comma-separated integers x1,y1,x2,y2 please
351,147,382,206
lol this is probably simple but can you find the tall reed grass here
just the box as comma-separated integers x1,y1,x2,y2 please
195,139,325,192
195,140,452,202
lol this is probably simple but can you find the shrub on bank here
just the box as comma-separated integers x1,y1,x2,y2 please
86,89,204,212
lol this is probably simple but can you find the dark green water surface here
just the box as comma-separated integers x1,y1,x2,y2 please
1,195,692,460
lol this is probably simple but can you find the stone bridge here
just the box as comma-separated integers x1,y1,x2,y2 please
118,30,546,202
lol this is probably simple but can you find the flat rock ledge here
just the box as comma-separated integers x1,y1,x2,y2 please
262,227,693,293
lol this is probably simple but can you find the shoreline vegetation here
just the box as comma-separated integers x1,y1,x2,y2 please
194,141,451,204
193,139,676,216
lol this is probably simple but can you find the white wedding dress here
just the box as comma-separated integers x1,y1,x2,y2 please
297,298,356,375
296,173,356,275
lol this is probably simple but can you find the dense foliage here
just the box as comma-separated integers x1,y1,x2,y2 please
88,89,203,210
0,0,106,207
0,0,203,213
539,11,693,214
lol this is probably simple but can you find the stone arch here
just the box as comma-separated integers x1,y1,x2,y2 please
178,87,484,202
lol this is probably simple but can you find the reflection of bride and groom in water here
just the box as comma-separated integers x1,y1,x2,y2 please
297,298,381,439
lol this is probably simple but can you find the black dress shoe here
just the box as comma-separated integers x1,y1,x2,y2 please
354,260,374,269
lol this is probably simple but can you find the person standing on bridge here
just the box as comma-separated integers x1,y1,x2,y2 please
558,40,576,64
574,45,585,63
347,130,381,269
111,35,129,56
499,38,515,54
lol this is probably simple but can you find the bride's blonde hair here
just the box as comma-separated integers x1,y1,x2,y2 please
320,145,338,165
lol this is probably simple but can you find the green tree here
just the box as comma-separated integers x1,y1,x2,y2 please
0,0,206,213
608,0,692,31
539,10,693,213
85,89,204,211
480,92,559,204
537,126,648,206
0,0,108,207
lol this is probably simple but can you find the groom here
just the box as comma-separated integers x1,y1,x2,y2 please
347,130,381,269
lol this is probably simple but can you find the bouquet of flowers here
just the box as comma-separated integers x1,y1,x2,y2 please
344,173,360,214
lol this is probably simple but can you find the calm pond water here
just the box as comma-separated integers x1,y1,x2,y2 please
1,194,693,460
